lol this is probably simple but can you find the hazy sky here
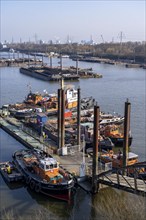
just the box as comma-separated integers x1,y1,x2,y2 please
1,0,145,43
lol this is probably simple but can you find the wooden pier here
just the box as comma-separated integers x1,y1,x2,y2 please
96,163,146,196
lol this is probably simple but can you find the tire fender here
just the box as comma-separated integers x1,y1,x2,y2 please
35,183,41,193
26,176,31,185
30,180,35,190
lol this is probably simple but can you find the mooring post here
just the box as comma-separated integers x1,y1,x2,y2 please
22,53,24,64
8,51,10,59
50,56,52,68
34,54,36,65
42,55,44,66
76,58,79,75
57,89,62,150
92,104,100,194
77,87,81,148
28,53,30,67
60,54,63,70
134,171,138,192
13,52,15,59
123,99,131,174
61,89,65,149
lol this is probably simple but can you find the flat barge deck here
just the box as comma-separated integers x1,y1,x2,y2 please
20,66,102,81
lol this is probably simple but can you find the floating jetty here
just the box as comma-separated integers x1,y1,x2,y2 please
0,117,91,177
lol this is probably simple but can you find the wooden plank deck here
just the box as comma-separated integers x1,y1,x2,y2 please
98,173,146,194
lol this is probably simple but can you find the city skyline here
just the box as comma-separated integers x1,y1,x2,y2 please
1,0,145,44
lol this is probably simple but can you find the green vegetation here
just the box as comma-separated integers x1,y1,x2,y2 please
0,206,66,220
92,188,146,220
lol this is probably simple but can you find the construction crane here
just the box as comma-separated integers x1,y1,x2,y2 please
101,35,104,43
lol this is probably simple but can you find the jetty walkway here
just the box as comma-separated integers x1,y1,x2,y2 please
0,117,53,153
0,116,91,176
97,166,146,196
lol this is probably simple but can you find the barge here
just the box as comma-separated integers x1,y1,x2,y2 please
20,67,80,81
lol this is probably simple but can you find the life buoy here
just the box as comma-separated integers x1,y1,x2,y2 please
26,176,31,184
35,183,41,193
30,180,35,190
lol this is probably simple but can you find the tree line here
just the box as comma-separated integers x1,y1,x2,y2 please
1,41,145,63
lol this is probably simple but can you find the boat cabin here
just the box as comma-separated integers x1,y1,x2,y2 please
39,158,58,171
65,85,78,109
33,157,63,183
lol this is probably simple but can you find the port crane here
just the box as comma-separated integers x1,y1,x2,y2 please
101,35,104,43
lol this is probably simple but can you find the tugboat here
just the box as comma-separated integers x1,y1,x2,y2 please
12,149,75,202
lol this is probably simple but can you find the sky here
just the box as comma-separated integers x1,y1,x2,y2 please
0,0,145,43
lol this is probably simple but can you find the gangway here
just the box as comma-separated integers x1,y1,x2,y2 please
97,162,146,196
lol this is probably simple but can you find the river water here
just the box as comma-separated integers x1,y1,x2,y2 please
0,53,146,219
